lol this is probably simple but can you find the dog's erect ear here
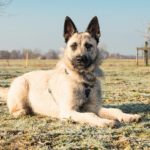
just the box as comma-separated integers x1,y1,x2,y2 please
63,16,78,43
86,16,101,43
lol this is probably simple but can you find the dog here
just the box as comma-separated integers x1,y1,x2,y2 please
0,16,141,128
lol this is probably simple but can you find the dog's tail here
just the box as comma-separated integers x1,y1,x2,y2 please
0,85,9,101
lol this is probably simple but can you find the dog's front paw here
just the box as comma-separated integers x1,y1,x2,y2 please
118,114,141,123
12,109,27,117
100,119,116,128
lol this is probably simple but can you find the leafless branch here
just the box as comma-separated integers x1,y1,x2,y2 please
135,29,145,34
141,19,147,32
0,0,12,16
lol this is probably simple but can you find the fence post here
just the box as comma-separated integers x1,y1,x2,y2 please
143,42,148,66
136,48,138,66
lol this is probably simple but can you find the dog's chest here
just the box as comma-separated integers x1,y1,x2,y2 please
72,82,95,110
82,82,94,98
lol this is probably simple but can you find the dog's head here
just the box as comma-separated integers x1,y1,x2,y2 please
63,16,101,73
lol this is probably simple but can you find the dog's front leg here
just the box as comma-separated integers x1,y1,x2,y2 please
98,107,141,123
60,110,116,128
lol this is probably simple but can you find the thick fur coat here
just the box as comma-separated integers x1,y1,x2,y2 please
0,16,141,128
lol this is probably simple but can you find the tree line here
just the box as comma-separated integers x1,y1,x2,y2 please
100,49,150,59
0,48,60,59
0,47,150,60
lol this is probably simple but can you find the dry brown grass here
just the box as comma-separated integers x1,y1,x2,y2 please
0,59,150,149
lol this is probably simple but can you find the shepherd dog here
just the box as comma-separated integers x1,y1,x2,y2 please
0,16,141,127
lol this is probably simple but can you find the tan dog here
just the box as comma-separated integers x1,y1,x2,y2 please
0,16,141,128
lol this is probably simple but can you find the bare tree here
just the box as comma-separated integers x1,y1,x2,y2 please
46,49,59,59
98,43,109,59
0,50,10,59
116,53,120,59
0,0,12,16
34,48,42,54
20,48,33,59
109,54,115,59
10,50,20,59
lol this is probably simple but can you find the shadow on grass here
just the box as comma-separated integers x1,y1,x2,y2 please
103,103,150,113
101,103,150,129
103,103,150,124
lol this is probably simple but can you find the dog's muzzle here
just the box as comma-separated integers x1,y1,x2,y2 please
76,55,88,64
72,55,92,70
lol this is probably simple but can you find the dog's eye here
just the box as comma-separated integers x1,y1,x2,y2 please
71,43,77,50
85,43,93,50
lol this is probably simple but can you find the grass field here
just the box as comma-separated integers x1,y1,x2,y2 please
0,59,150,149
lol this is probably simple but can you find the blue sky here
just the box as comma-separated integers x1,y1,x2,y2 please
0,0,150,55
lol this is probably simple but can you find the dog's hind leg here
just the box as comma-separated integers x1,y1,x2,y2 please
7,77,30,116
98,107,141,123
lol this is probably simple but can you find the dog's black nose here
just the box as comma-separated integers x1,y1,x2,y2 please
76,55,87,63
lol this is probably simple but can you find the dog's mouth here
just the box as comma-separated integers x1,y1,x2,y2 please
71,56,92,71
